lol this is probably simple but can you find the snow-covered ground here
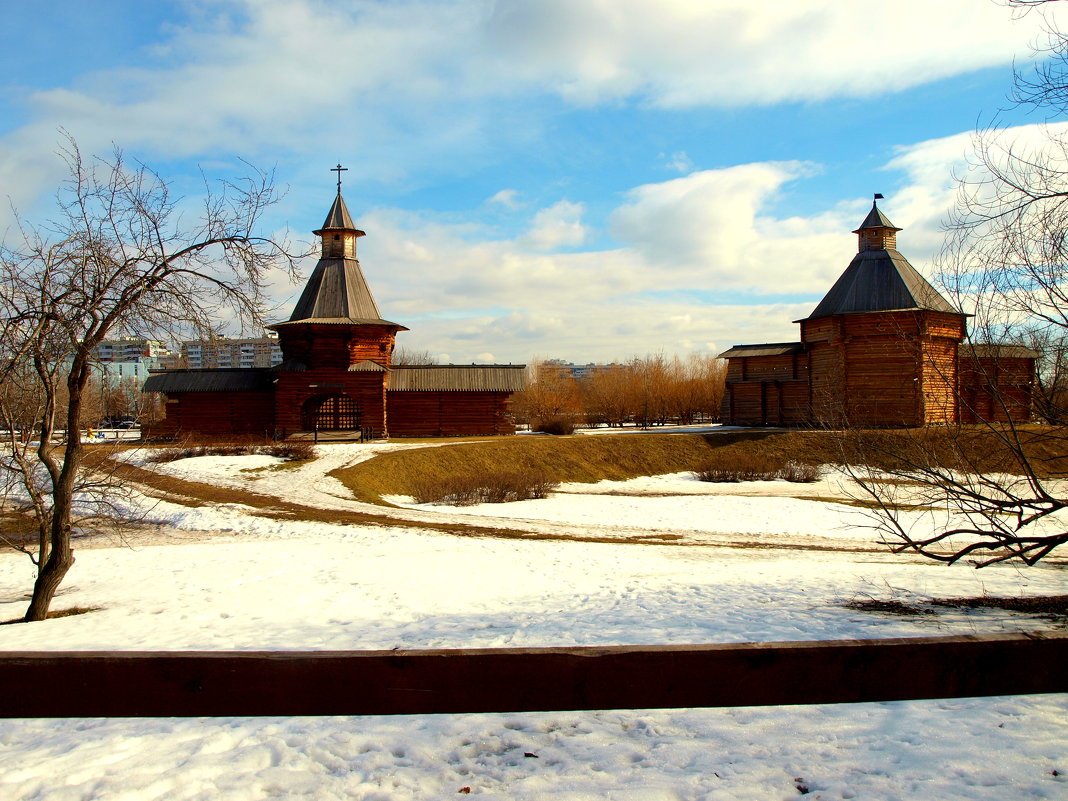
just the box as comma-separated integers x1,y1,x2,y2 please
1,440,1066,800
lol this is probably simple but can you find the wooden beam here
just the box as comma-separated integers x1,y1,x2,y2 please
1,632,1066,718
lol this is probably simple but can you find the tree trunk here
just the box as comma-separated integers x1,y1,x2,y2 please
24,540,74,621
24,358,87,621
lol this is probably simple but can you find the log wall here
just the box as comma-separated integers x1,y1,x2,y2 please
276,323,397,369
274,370,387,438
155,391,276,438
387,391,516,436
959,356,1035,423
803,311,967,428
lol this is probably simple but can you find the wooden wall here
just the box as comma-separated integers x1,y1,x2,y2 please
722,379,810,426
803,311,967,428
153,390,276,438
276,323,397,369
274,370,387,438
387,391,516,436
959,356,1035,423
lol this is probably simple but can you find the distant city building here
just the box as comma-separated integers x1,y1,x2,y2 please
94,337,173,363
182,335,283,369
544,360,622,380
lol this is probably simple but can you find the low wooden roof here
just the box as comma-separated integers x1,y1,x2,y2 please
961,344,1039,360
717,342,805,359
388,365,526,392
143,369,274,393
349,360,387,372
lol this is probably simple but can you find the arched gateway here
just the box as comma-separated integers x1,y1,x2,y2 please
302,394,361,431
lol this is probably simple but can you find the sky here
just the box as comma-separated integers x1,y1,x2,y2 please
0,0,1064,364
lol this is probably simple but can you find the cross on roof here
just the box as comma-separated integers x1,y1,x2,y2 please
331,163,348,193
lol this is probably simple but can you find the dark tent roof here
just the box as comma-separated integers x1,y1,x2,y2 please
801,249,959,320
388,365,526,392
853,203,901,233
270,258,407,330
717,342,805,359
144,369,274,393
315,192,358,232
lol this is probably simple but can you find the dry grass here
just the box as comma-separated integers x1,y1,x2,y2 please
332,431,783,504
1,605,101,625
692,453,820,483
146,441,316,464
331,425,1068,505
410,470,559,505
845,594,1068,621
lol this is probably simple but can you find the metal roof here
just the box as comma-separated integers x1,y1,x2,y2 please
388,365,527,392
144,369,274,393
271,257,407,330
717,342,805,359
961,344,1039,360
802,249,959,320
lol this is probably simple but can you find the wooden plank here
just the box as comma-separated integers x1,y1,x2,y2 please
1,632,1065,718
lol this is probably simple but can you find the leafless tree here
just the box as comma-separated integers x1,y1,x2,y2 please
0,138,299,620
391,347,440,365
842,0,1068,566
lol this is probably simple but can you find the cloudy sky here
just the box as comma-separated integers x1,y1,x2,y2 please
0,0,1063,363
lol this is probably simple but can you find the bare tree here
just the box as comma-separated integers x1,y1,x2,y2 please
509,359,582,431
391,347,440,365
0,138,298,620
842,1,1068,566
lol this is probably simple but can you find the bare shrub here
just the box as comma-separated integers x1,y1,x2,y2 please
692,453,781,482
779,461,821,483
409,470,559,505
147,441,315,464
534,416,576,435
692,454,819,483
262,441,316,462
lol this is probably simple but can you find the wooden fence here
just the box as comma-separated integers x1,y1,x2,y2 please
2,631,1066,718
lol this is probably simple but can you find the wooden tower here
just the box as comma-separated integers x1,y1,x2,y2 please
268,187,408,437
799,200,967,426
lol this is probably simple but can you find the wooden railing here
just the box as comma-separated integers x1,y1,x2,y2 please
2,631,1065,718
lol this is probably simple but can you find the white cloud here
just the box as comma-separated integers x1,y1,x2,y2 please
0,0,1053,216
484,0,1052,107
519,200,588,250
661,151,694,173
487,189,521,209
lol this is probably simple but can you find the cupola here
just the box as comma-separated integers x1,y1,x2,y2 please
853,194,902,252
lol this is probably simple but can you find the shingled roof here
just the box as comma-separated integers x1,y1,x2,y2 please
143,369,274,393
717,343,805,359
388,365,527,392
314,192,358,233
271,190,407,331
271,256,406,329
801,204,959,321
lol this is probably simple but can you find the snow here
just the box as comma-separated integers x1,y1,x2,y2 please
2,440,1067,800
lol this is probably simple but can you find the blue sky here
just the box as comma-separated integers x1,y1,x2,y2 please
0,0,1063,363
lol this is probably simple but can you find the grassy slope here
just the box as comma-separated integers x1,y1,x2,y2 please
331,430,830,504
331,425,1068,506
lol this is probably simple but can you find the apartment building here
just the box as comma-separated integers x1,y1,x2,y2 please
182,336,283,369
95,337,173,363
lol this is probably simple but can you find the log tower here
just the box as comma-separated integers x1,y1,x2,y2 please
268,186,408,437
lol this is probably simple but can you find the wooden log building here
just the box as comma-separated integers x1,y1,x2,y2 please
719,200,1037,427
144,185,524,439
